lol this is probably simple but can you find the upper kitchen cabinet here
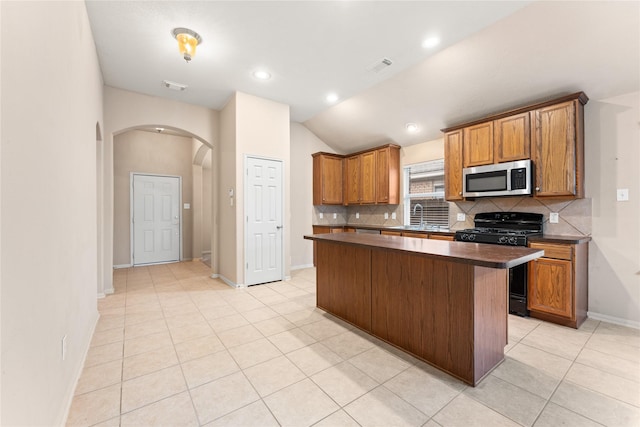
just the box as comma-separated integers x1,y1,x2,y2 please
375,145,400,204
345,151,376,204
444,130,464,201
531,97,586,198
463,122,493,167
442,92,588,200
494,112,530,163
312,152,343,205
344,144,400,205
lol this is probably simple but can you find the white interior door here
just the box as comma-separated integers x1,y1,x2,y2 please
132,174,180,265
245,157,283,285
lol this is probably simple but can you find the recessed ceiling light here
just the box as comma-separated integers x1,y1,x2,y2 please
422,36,440,49
406,123,419,133
155,127,165,133
253,69,271,80
326,93,339,103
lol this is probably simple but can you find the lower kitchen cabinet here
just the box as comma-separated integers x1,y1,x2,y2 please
527,241,588,328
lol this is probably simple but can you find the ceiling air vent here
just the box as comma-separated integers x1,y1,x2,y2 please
162,80,188,91
367,57,393,73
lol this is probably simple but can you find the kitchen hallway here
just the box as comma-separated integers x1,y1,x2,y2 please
67,262,640,426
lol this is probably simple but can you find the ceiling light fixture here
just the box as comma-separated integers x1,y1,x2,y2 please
326,93,339,104
155,127,165,133
253,70,271,80
406,123,419,133
422,36,440,49
171,27,202,62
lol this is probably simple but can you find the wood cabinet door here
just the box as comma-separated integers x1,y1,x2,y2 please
360,151,376,204
494,112,530,163
532,101,577,197
528,257,573,319
444,130,464,201
313,154,343,205
463,122,494,167
345,155,361,204
375,147,389,203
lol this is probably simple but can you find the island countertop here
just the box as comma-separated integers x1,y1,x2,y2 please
305,232,543,269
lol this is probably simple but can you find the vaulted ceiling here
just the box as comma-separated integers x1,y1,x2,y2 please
86,1,639,153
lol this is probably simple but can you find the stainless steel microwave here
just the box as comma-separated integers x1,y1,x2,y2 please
463,160,533,198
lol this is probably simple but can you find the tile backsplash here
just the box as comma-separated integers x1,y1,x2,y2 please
313,197,592,236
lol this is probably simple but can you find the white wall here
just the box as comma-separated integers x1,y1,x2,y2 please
0,2,103,425
290,123,342,268
113,130,195,265
218,92,290,285
103,87,219,292
585,92,640,327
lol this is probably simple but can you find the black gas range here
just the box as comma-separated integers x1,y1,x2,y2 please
454,212,544,317
454,212,543,247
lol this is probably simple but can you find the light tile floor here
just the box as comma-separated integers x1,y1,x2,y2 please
67,261,640,426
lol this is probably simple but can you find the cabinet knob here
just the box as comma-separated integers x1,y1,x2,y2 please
459,192,462,195
535,187,540,191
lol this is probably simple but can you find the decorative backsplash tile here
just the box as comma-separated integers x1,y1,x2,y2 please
452,197,592,236
314,197,592,237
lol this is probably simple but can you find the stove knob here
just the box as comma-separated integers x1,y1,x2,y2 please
468,234,476,241
498,236,508,244
508,237,518,245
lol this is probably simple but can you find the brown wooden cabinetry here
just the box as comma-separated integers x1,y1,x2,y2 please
463,122,494,167
429,234,455,241
346,151,376,204
375,145,400,204
343,144,400,205
531,99,585,198
494,112,530,163
527,241,588,328
312,153,343,205
442,92,588,201
311,226,344,266
444,130,464,201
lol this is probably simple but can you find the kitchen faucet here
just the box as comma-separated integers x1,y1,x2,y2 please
413,203,424,229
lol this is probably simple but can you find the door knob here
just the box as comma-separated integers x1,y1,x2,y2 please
276,225,283,229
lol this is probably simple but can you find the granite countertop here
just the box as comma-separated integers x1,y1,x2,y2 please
528,235,592,244
304,233,543,269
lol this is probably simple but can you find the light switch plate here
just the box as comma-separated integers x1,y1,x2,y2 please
356,212,360,219
333,213,337,219
457,213,466,222
617,188,629,201
183,203,190,209
384,213,389,220
392,212,396,220
549,212,559,223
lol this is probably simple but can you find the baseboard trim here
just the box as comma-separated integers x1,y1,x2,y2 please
60,310,100,425
216,274,243,289
291,263,314,271
113,264,131,269
588,311,640,330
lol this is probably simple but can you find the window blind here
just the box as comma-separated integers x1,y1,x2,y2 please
404,160,449,227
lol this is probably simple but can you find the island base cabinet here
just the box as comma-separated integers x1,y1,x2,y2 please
315,242,371,331
370,251,507,385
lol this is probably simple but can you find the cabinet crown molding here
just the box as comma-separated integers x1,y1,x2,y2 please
441,91,589,133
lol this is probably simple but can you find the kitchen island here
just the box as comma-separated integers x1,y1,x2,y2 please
304,232,543,386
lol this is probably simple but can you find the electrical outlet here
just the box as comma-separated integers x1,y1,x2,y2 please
549,212,559,223
384,213,389,220
356,212,360,219
457,213,466,222
333,213,337,219
62,335,67,361
617,188,629,201
392,212,396,220
319,213,323,219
